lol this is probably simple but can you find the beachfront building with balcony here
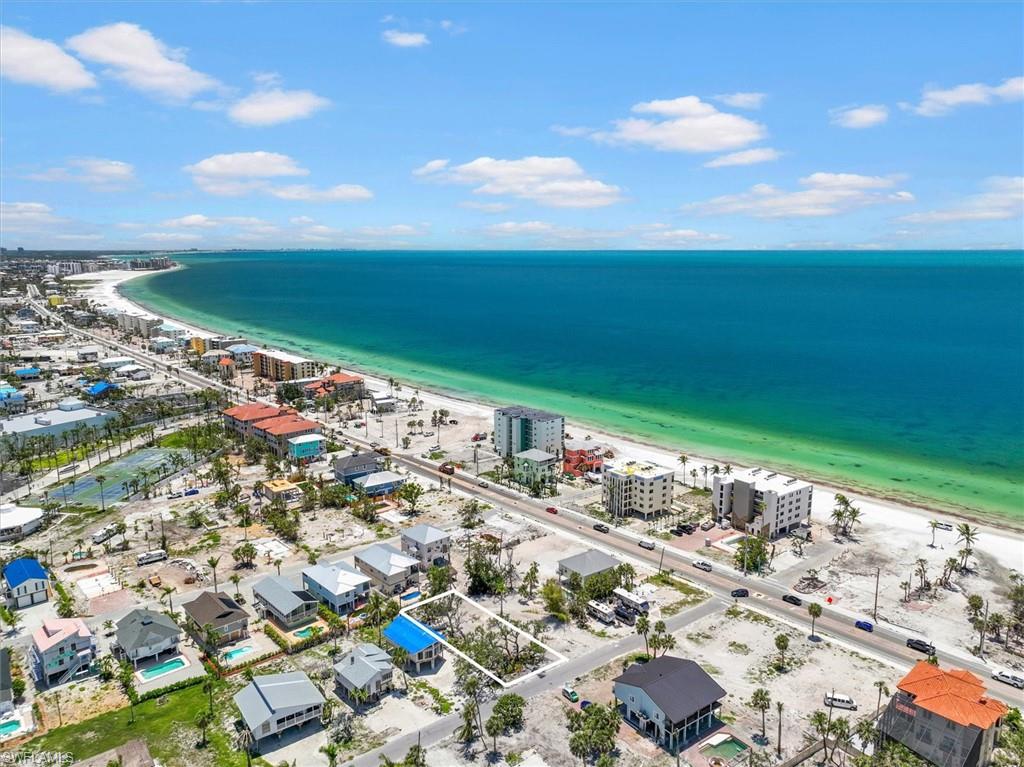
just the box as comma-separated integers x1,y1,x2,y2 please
226,343,261,367
249,413,322,459
563,438,607,477
384,615,444,672
513,448,559,488
494,405,565,458
302,562,370,615
603,462,674,520
287,433,326,464
252,349,318,381
114,609,182,668
353,470,406,497
181,591,250,647
878,661,1008,767
252,576,318,630
712,467,813,539
222,403,294,439
31,618,97,686
2,557,49,608
354,544,420,595
304,372,365,401
234,671,325,743
400,524,451,570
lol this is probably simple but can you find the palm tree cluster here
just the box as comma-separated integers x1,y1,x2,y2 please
829,494,863,538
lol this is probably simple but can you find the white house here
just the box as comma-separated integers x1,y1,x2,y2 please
494,405,565,458
334,643,393,702
2,558,49,608
354,544,420,595
302,562,370,615
233,671,325,742
400,524,451,570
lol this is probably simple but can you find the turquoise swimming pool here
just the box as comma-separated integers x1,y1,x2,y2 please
294,627,315,639
139,657,186,680
223,646,254,662
0,720,22,737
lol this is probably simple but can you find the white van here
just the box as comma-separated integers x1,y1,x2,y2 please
137,549,167,566
824,693,857,710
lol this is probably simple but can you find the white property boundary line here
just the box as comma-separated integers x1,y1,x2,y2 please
400,589,568,688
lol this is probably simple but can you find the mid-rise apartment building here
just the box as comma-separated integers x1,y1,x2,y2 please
603,462,674,519
493,405,565,458
712,468,813,538
252,349,318,381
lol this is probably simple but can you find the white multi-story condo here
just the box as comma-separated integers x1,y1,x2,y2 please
493,405,565,458
603,462,674,519
712,467,813,538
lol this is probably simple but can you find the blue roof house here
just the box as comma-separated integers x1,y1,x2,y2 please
13,367,41,380
2,557,50,609
86,381,117,398
383,615,444,672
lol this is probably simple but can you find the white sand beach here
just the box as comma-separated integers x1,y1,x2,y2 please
67,270,1024,572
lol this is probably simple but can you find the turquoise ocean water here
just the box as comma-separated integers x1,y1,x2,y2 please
123,250,1024,525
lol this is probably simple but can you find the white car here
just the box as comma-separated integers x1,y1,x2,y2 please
992,670,1024,689
824,693,857,710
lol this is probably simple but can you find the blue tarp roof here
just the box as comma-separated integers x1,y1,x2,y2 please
383,614,442,654
87,381,116,396
2,558,47,588
14,368,41,376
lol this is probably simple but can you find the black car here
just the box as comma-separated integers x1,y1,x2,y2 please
782,594,803,606
731,588,750,598
593,523,610,534
669,527,685,536
680,524,696,534
906,638,936,655
614,605,636,625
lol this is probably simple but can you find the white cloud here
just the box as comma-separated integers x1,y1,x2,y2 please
413,159,449,176
28,157,135,189
383,30,429,47
54,233,104,241
1,201,64,230
638,227,730,245
900,176,1023,223
137,232,203,242
704,148,781,168
439,20,467,35
268,184,373,202
184,151,308,195
551,125,595,137
485,221,555,236
0,26,96,92
229,88,330,126
289,216,316,225
459,200,512,213
714,92,766,109
161,214,219,228
416,155,622,208
66,22,219,100
686,172,914,218
588,95,766,153
902,76,1023,117
830,104,889,128
356,224,426,237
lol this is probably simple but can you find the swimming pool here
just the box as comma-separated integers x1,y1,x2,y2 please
0,719,22,737
700,735,749,760
223,646,254,662
400,591,421,602
139,656,186,680
294,627,315,639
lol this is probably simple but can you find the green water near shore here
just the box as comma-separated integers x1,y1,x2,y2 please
123,250,1024,527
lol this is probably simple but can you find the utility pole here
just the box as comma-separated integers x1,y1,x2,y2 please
872,567,880,622
394,420,398,448
979,599,989,658
658,545,666,574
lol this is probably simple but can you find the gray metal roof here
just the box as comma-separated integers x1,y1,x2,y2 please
334,643,391,688
332,451,381,472
514,448,557,462
614,656,726,724
0,648,10,695
496,405,562,421
401,524,449,546
355,543,418,576
252,576,315,616
558,548,620,578
302,561,369,595
233,671,324,731
115,609,180,653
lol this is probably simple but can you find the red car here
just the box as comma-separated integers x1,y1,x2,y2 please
546,506,558,514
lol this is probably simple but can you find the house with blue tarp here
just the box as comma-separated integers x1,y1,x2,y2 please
383,614,444,672
85,381,117,398
13,367,41,380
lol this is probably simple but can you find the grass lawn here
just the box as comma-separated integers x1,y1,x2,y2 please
27,682,255,767
649,571,709,616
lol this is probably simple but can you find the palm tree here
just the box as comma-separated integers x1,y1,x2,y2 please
873,680,890,714
775,633,790,668
701,465,709,489
689,468,698,487
955,523,979,570
365,592,389,646
750,688,771,738
194,709,214,747
809,710,831,762
202,677,215,713
855,718,877,752
350,685,369,715
206,556,221,592
273,558,282,575
635,615,650,657
320,743,339,767
229,573,242,601
776,701,784,758
928,520,940,547
237,728,254,767
808,602,822,639
160,585,176,615
94,473,108,512
678,454,688,480
391,646,410,687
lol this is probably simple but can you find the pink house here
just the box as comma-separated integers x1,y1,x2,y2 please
31,618,96,686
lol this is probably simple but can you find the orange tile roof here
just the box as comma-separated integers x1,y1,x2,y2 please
253,414,321,436
218,357,234,366
897,661,1008,729
327,372,363,384
223,403,285,422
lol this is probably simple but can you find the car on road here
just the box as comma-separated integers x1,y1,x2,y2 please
824,693,858,710
546,506,558,514
782,594,803,606
167,492,183,499
593,523,610,534
854,620,874,633
692,561,713,572
184,488,199,497
992,670,1024,689
478,480,489,488
638,540,656,551
906,638,935,655
562,685,579,703
731,588,750,598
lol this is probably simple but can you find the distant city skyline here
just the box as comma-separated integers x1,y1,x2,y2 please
1,1,1022,250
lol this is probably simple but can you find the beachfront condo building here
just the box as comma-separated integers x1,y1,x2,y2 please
252,349,319,381
603,462,674,519
712,467,813,539
494,405,565,458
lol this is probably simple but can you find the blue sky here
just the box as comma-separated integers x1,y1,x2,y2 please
1,1,1022,250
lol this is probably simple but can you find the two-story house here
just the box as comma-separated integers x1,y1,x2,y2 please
31,618,97,687
400,524,451,571
354,544,420,595
2,557,49,608
334,643,393,703
302,562,370,615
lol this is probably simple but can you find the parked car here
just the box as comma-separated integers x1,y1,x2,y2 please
669,527,685,536
692,561,713,572
478,480,489,488
680,524,696,534
614,605,636,625
700,520,716,531
854,620,874,633
449,419,458,425
546,506,558,514
562,685,579,703
933,521,953,531
824,693,858,710
593,523,610,534
184,488,199,496
580,700,593,710
782,594,803,607
992,670,1024,689
906,638,935,655
731,588,750,598
638,540,656,551
167,492,183,499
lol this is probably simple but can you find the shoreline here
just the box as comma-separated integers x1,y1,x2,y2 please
65,269,1024,565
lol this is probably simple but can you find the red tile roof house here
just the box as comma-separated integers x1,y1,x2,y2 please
563,440,607,477
878,661,1009,767
222,403,294,439
303,372,365,401
250,414,322,459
